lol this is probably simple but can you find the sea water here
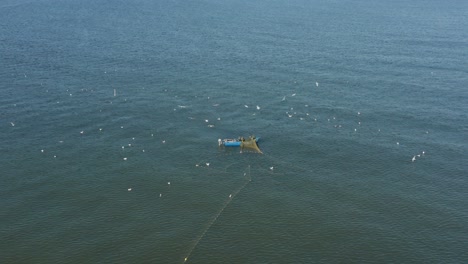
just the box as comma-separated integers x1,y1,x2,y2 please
1,0,467,263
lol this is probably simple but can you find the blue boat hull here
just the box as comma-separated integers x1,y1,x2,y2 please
224,141,242,147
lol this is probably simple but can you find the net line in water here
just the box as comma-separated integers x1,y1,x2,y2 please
183,165,252,263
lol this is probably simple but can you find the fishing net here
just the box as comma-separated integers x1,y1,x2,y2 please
240,136,263,154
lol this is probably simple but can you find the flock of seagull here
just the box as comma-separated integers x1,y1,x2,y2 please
6,78,430,196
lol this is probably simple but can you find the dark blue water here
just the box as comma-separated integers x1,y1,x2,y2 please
1,0,467,263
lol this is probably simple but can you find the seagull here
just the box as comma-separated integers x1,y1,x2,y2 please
128,188,132,191
282,96,286,101
316,82,319,87
244,105,249,108
270,167,274,170
205,119,209,123
123,157,127,161
206,163,210,167
168,182,171,185
229,194,232,198
159,193,162,197
292,93,296,96
256,105,260,110
162,140,166,144
412,156,416,162
41,149,44,153
10,122,15,127
80,131,84,134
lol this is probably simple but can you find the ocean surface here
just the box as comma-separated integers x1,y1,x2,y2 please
1,0,467,263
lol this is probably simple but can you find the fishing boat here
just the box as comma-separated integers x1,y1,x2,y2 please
218,136,259,147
